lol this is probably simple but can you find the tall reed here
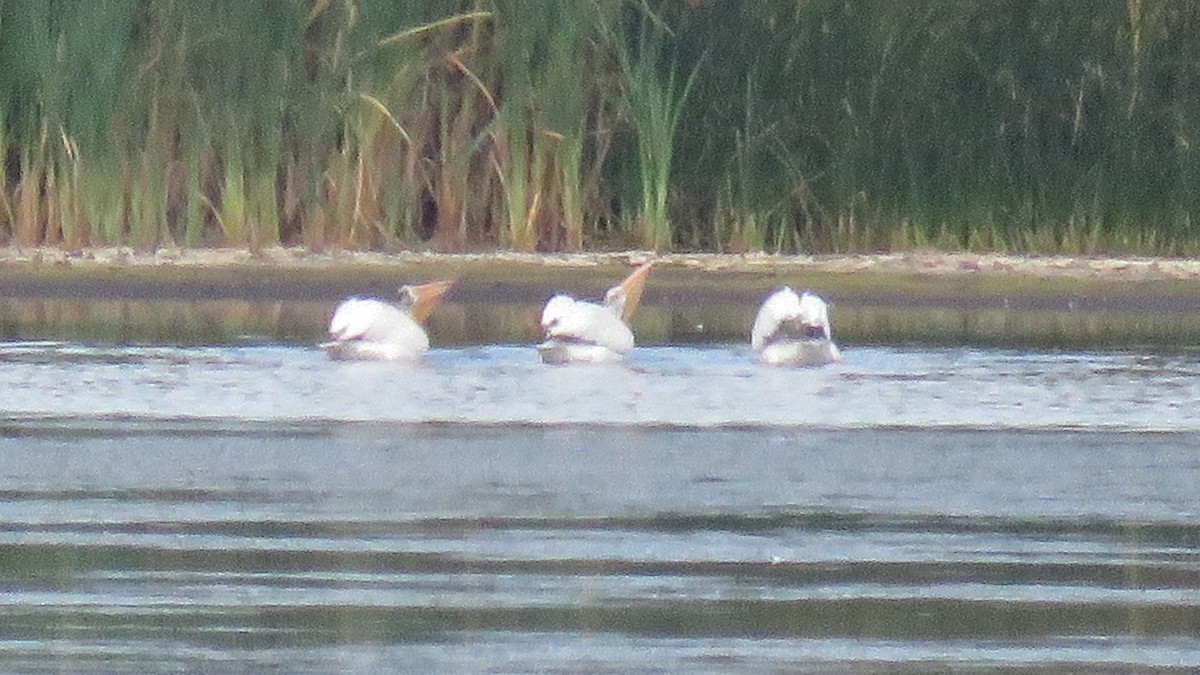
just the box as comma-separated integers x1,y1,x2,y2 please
1,1,1199,255
616,5,701,252
489,1,603,251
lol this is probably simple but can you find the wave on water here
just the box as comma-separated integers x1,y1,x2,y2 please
2,340,1199,672
2,342,1200,432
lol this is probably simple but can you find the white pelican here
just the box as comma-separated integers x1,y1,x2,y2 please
751,286,842,366
322,280,454,360
538,263,652,364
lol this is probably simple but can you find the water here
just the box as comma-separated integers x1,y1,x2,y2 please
0,297,1199,672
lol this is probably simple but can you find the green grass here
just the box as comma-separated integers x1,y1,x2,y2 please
1,1,1199,255
616,4,701,252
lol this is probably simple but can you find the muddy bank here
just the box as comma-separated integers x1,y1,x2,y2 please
2,247,1200,312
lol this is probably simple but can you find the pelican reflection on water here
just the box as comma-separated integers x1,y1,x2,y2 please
537,263,653,364
323,280,455,361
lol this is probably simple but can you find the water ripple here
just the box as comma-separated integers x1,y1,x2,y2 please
1,341,1199,671
1,342,1199,431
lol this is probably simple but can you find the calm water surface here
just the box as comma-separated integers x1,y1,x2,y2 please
0,297,1198,672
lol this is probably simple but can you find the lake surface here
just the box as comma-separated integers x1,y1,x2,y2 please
0,295,1198,672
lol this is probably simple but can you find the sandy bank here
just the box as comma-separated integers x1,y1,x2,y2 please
2,247,1200,312
2,246,1200,280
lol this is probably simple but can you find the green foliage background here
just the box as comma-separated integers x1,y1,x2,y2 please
0,0,1197,254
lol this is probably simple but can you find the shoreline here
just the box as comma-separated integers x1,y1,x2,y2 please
2,245,1200,280
2,247,1200,312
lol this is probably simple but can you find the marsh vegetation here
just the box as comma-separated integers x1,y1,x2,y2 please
1,1,1198,255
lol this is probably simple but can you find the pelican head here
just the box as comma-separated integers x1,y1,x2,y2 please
399,280,455,323
603,262,652,324
790,290,833,341
540,294,576,335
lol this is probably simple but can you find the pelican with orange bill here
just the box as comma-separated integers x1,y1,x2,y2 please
323,280,455,361
537,263,652,364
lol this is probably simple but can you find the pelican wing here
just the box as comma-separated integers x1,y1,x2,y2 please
541,294,635,354
750,287,802,351
751,287,842,366
326,297,429,359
